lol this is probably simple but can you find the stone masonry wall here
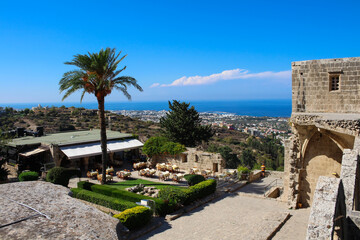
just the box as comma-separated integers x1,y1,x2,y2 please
152,148,225,173
292,57,360,113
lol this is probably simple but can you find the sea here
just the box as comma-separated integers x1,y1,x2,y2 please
0,99,291,117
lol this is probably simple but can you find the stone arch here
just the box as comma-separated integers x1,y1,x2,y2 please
298,131,343,208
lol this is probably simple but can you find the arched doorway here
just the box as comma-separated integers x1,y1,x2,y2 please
298,131,343,207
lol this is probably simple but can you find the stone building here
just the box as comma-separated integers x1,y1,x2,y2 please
284,57,360,209
151,148,225,173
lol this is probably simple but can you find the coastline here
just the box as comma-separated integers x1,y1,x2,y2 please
0,99,291,117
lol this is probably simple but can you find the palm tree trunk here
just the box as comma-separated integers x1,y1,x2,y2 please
98,97,107,185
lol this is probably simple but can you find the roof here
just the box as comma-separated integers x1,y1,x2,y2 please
19,145,50,157
8,129,132,147
60,139,144,159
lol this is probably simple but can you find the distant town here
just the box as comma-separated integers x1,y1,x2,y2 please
113,110,291,145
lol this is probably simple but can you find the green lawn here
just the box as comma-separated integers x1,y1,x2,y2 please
106,179,185,191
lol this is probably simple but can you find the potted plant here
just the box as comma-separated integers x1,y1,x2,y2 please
237,166,250,181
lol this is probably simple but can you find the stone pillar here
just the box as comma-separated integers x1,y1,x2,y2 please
83,157,89,173
50,144,61,167
306,177,344,240
284,134,301,208
109,152,114,163
340,148,359,213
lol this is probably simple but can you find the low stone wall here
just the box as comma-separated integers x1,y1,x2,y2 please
152,148,225,173
267,170,284,179
248,170,262,183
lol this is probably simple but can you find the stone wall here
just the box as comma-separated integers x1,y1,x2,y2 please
299,131,343,207
151,148,225,173
292,57,360,113
306,176,346,240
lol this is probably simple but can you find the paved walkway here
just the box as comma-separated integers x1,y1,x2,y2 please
272,208,310,240
239,177,283,196
139,192,290,240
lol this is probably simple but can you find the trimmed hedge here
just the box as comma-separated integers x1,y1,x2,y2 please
71,188,137,211
46,167,81,187
159,187,188,206
113,206,152,230
190,179,217,199
70,188,82,197
18,171,39,181
184,174,205,186
160,179,217,206
90,184,169,216
77,181,95,191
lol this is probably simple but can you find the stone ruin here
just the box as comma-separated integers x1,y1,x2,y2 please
283,57,360,239
150,148,225,173
126,184,160,198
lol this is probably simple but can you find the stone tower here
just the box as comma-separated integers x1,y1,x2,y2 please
283,57,360,209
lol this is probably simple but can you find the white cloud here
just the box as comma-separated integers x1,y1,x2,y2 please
151,68,291,87
149,83,160,88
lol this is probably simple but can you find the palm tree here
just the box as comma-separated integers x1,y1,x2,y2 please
59,48,143,184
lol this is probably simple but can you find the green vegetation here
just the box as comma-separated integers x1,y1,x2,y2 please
46,167,81,187
71,188,137,211
107,179,183,191
159,179,217,206
142,136,186,157
207,144,240,169
183,174,205,186
246,136,284,170
59,48,143,184
18,171,39,181
77,181,169,216
237,165,250,175
160,100,214,147
113,206,152,230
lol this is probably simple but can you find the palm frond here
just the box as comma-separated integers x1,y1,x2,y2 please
59,48,142,102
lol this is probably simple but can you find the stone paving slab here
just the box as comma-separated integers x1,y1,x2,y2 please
272,208,310,240
138,193,290,240
0,181,121,240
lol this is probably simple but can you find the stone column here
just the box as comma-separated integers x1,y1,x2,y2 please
340,148,359,213
284,134,301,208
83,157,89,173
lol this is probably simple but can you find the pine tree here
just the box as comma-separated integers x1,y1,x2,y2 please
160,100,214,147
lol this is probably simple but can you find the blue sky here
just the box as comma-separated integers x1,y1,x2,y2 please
1,0,360,103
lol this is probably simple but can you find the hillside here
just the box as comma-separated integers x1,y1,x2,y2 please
0,106,284,170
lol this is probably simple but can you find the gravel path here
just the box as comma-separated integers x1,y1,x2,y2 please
139,192,290,240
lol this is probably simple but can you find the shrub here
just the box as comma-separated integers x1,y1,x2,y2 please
77,181,95,190
142,136,186,157
184,174,205,186
190,179,217,199
74,189,137,211
90,184,170,216
159,187,188,206
46,167,81,187
70,188,82,198
18,171,39,181
159,179,217,206
113,206,152,230
237,165,250,175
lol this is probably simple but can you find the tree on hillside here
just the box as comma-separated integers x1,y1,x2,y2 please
240,148,256,169
59,48,143,184
160,100,214,147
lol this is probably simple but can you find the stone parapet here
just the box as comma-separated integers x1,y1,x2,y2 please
291,113,360,136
